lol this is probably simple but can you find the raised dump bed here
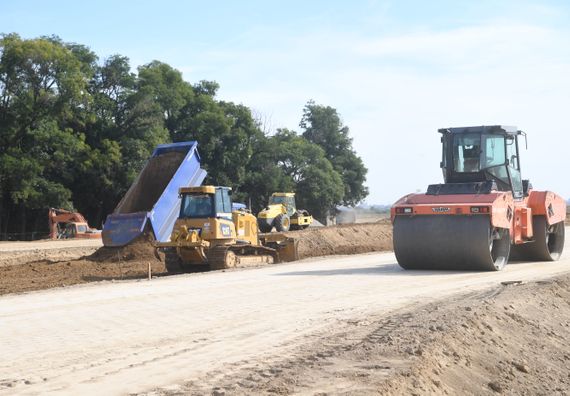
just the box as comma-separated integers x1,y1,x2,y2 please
102,142,206,247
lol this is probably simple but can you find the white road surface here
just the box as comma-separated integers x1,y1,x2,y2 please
0,229,568,395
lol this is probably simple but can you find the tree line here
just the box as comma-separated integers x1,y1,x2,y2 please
0,34,367,238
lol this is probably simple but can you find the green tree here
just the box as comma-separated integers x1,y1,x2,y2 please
300,101,368,206
0,34,92,235
269,129,344,223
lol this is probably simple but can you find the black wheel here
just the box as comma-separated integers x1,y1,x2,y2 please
510,216,565,261
489,227,510,271
164,248,183,273
393,215,510,271
274,214,290,232
258,219,273,233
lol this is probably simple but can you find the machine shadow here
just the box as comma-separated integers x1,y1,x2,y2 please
273,263,477,277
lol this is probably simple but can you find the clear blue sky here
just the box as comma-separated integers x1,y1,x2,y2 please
2,1,570,203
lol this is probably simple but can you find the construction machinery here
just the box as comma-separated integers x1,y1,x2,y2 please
391,125,566,271
102,142,206,247
155,186,298,271
257,192,313,232
49,208,101,239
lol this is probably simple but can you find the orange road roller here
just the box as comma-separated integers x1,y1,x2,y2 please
391,125,566,271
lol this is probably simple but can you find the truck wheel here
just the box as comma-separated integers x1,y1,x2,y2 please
274,214,290,232
511,216,565,261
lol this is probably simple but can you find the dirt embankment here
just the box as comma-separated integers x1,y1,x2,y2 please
0,238,168,295
166,275,570,395
0,247,99,268
0,221,393,296
286,219,392,259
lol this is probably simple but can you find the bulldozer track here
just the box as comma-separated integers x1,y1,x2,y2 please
206,245,276,270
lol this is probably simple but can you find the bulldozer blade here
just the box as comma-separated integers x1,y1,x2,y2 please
276,238,299,262
393,215,510,271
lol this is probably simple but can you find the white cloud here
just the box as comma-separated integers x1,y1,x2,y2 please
186,19,570,203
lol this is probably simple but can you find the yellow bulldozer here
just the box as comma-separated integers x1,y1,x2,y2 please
257,192,313,232
155,186,298,271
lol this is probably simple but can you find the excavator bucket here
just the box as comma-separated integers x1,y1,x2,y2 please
102,142,206,247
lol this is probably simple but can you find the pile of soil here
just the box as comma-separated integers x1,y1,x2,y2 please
174,275,570,395
115,151,185,213
0,238,167,295
0,222,394,296
286,220,393,260
88,235,160,263
0,247,98,268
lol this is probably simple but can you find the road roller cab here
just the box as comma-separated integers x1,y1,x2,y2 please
391,126,566,271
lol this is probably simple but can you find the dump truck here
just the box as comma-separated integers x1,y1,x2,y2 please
257,192,313,232
48,208,101,239
102,142,206,247
155,186,298,271
391,125,566,271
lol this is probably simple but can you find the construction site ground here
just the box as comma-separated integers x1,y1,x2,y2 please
0,221,568,395
0,221,392,296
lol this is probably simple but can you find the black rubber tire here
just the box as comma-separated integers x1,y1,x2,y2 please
510,216,565,261
274,214,291,232
393,215,510,271
164,248,183,273
258,219,273,233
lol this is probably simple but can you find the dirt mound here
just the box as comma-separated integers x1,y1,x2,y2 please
178,275,570,395
0,256,168,296
89,236,160,263
286,221,392,259
0,222,394,296
0,247,99,267
115,151,185,213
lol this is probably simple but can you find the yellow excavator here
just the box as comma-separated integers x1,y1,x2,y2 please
155,186,298,271
257,192,313,232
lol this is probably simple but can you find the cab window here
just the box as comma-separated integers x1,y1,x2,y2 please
180,194,214,218
453,133,481,173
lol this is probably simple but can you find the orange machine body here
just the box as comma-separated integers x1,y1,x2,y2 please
391,189,566,245
48,208,102,239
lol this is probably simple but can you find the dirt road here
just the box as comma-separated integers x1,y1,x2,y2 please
0,239,103,268
0,229,568,395
0,238,102,252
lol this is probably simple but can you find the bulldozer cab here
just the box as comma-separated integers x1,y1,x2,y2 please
440,126,524,199
179,186,233,220
269,193,296,217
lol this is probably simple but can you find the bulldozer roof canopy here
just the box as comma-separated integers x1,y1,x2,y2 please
438,125,520,136
272,192,295,197
179,186,231,195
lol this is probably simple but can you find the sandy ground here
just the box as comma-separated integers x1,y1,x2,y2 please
0,239,102,267
0,238,102,252
0,227,568,395
182,275,570,396
0,222,392,295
